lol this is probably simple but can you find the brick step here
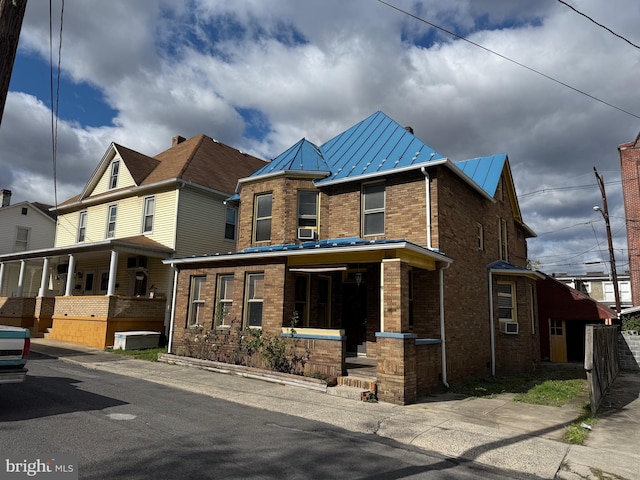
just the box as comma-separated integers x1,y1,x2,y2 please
337,375,377,392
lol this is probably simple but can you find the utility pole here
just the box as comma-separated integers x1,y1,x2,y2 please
0,0,28,127
594,166,621,315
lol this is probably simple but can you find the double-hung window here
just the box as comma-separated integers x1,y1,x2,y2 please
14,227,29,252
294,274,309,327
297,191,318,229
216,274,234,326
109,160,120,189
245,273,264,327
498,217,508,261
188,276,206,327
77,211,87,242
362,183,385,236
225,207,237,240
106,205,117,238
497,281,516,323
477,223,484,251
254,194,272,242
143,196,155,233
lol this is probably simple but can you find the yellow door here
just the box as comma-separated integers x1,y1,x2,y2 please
549,319,567,363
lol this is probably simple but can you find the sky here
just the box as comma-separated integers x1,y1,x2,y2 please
2,0,639,276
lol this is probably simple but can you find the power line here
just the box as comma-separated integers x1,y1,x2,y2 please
556,0,640,51
49,0,64,210
377,0,640,120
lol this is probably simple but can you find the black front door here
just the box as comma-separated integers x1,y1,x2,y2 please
342,283,367,355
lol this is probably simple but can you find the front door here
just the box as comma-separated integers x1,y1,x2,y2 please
549,319,567,363
342,283,367,355
83,270,96,295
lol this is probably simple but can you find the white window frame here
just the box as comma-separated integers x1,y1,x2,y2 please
77,211,87,243
254,193,272,242
297,191,319,229
529,284,536,334
498,217,508,261
216,274,234,327
188,276,206,327
497,281,516,323
225,206,238,240
477,223,484,251
142,196,155,234
362,182,385,236
14,227,29,252
245,273,265,328
109,160,120,189
106,204,118,238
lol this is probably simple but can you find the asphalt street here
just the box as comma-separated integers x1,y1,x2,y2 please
0,351,537,480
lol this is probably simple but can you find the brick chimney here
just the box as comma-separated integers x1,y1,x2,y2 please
172,135,186,146
1,189,11,207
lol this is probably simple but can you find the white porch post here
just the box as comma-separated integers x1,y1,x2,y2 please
65,254,76,296
107,250,118,296
0,262,5,295
38,257,50,297
17,260,26,297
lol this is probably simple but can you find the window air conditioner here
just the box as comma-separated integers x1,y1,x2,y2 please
297,228,317,240
499,322,519,334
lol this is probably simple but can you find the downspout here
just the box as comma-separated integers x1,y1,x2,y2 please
488,270,496,376
421,167,432,249
167,264,179,354
439,262,451,388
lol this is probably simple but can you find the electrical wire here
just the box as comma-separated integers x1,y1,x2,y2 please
377,0,640,120
556,0,640,51
49,0,64,210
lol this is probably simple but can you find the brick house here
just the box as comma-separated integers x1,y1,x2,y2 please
165,111,542,405
0,135,265,347
620,132,640,306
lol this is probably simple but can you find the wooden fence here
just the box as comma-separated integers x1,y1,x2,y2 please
584,325,619,413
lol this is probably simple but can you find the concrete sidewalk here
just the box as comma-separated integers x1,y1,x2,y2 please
29,339,640,479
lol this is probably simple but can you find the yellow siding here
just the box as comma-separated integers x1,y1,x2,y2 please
92,155,136,196
175,188,233,256
55,211,80,247
145,190,178,249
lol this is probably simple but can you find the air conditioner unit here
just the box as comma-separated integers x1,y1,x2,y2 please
499,322,519,334
297,228,317,240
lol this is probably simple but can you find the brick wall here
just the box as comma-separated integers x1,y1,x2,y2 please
0,297,36,327
619,137,640,305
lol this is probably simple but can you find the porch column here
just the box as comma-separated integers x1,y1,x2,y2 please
65,254,76,296
0,262,5,294
38,257,50,297
16,260,26,297
107,250,118,296
380,258,410,332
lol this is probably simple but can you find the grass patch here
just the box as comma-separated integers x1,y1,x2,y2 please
513,379,587,407
562,404,597,445
106,347,167,362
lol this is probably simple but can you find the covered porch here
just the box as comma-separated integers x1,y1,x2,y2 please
0,236,174,347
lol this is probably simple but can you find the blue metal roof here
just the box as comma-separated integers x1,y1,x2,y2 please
455,154,506,198
247,111,445,185
241,236,398,254
250,138,330,177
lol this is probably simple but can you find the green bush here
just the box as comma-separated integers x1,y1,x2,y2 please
622,315,640,331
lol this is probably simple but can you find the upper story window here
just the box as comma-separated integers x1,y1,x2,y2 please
298,191,318,229
477,223,484,251
254,193,272,242
143,196,155,233
106,205,118,238
362,183,385,236
77,211,87,242
109,160,120,189
225,206,237,240
14,227,29,252
498,217,508,261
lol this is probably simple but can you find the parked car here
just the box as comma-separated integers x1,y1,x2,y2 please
0,325,30,388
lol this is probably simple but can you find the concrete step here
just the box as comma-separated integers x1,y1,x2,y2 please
327,385,373,401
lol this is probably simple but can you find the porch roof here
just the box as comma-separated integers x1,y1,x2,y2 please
0,236,174,263
163,237,453,269
488,260,544,279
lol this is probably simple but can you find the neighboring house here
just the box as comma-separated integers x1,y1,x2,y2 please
164,111,542,405
0,189,57,297
538,274,617,363
0,135,265,347
620,132,640,306
551,271,632,312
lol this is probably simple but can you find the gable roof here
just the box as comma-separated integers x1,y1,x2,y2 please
537,274,617,321
250,138,330,178
59,135,267,209
455,154,506,198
